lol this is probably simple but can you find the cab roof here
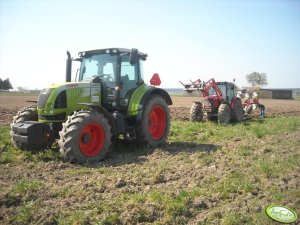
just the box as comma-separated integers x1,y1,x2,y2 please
78,48,147,60
216,81,235,86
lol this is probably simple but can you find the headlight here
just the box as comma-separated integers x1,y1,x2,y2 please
37,88,53,109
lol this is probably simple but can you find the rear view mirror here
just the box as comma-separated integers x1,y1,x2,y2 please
129,48,139,65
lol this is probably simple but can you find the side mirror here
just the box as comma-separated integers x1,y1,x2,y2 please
129,48,139,65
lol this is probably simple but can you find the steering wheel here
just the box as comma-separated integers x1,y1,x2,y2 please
99,74,114,82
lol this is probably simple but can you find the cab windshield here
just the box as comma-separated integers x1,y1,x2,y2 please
79,54,118,85
209,84,226,97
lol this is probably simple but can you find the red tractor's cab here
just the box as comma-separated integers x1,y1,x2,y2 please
204,81,238,113
209,82,237,102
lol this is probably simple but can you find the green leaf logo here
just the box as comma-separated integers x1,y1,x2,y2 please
266,205,298,224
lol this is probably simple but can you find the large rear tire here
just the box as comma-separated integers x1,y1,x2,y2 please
136,96,170,146
10,105,49,151
58,110,111,163
232,98,244,122
190,102,203,122
218,103,231,124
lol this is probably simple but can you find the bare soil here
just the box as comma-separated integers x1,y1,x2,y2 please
0,96,38,126
1,95,300,125
0,94,300,224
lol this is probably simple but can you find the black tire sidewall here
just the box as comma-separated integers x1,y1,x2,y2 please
190,103,203,122
218,103,231,124
232,98,244,122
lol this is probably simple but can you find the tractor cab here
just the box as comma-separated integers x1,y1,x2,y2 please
208,82,237,102
76,48,147,109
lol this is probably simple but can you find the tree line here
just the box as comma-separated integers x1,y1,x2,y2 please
0,72,267,91
0,78,13,90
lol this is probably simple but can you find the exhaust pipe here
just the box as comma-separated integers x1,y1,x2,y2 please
66,51,72,82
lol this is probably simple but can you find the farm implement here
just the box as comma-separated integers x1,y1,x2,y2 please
10,48,172,163
243,91,265,119
180,78,265,123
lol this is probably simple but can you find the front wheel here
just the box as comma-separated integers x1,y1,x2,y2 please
136,96,170,146
190,102,203,122
58,110,111,163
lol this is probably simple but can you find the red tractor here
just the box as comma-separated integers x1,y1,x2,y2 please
180,78,244,124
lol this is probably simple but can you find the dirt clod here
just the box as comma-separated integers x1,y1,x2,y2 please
115,178,126,188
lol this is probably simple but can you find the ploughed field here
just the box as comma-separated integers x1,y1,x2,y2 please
1,95,300,125
0,94,300,224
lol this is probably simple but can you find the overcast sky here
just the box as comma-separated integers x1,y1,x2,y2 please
0,0,299,89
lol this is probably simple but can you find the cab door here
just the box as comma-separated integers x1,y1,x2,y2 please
119,56,139,107
227,84,236,101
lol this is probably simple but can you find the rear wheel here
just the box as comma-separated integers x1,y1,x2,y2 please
232,98,244,122
218,103,231,124
10,105,50,151
136,96,170,146
190,102,203,122
58,110,111,163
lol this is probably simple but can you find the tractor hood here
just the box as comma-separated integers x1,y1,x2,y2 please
37,82,101,122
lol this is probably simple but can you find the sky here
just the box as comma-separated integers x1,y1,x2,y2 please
0,0,300,89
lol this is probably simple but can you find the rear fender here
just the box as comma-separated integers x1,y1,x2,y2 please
136,88,172,122
127,85,152,116
230,96,239,108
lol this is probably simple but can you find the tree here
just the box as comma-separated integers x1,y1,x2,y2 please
0,78,13,90
246,72,268,87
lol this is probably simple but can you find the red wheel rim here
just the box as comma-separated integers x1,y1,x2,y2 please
148,105,167,140
79,122,105,157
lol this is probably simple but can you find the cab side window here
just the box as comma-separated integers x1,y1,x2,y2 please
227,84,235,101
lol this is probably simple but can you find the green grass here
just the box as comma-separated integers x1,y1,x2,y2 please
169,116,300,143
12,180,42,194
14,203,34,224
0,116,300,224
0,126,61,163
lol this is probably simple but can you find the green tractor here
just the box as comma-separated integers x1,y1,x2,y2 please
10,48,172,163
